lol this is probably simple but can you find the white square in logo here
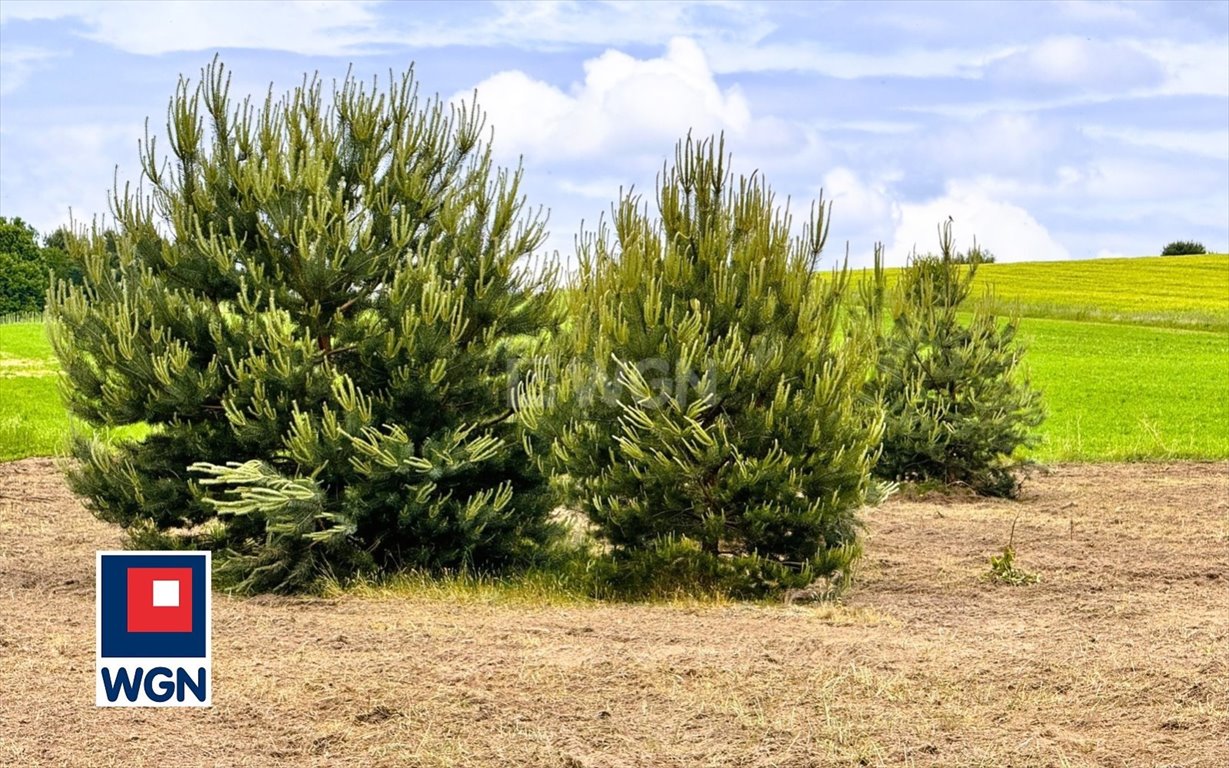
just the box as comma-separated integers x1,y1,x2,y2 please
152,580,180,608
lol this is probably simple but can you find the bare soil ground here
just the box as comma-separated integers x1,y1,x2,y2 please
1,459,1226,767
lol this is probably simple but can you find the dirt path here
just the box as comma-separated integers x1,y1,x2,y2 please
1,459,1226,767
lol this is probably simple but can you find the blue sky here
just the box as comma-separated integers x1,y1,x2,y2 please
1,0,1226,266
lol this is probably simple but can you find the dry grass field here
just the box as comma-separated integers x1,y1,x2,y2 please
1,458,1226,767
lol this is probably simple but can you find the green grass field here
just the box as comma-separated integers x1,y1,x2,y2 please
1021,317,1228,460
0,322,147,461
2,254,1227,462
0,322,64,460
0,371,70,460
978,254,1228,459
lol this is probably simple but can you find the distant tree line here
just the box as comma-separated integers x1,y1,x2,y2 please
0,217,89,314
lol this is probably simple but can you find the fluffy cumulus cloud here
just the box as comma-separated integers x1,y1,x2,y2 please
817,167,899,256
455,36,837,264
811,170,1073,266
460,38,752,161
887,181,1070,264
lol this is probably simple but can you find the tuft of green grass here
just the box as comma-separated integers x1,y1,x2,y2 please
318,567,598,606
316,562,748,607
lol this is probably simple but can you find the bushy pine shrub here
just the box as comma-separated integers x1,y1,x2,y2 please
1161,240,1206,256
518,136,881,597
48,60,559,592
866,224,1044,497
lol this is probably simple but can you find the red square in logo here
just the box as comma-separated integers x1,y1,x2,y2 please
126,567,193,633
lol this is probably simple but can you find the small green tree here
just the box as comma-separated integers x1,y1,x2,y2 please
48,60,559,592
519,136,881,597
1161,240,1206,256
950,241,995,264
866,223,1044,497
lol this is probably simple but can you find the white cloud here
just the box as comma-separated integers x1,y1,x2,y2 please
0,0,1022,82
818,167,899,256
465,0,773,52
905,35,1228,119
950,170,1082,203
461,38,752,161
0,46,59,95
985,36,1163,91
924,112,1068,177
0,122,136,234
0,0,771,59
4,2,1223,264
1056,0,1144,25
887,181,1070,264
1082,126,1229,161
1127,39,1229,98
814,169,1078,265
0,0,71,22
0,0,382,56
702,39,1013,78
823,168,894,224
1079,157,1215,201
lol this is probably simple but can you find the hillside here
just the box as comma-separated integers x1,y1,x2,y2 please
972,254,1229,331
853,253,1229,331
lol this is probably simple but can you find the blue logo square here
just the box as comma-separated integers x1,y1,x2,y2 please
99,553,209,658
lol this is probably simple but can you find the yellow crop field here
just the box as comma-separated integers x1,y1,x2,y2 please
972,254,1229,331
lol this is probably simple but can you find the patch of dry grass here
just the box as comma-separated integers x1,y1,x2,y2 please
1,459,1226,767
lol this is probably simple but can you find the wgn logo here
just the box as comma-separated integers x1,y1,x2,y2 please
96,552,212,707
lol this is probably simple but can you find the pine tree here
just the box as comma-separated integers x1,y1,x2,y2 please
867,223,1044,497
518,136,881,597
47,59,559,592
